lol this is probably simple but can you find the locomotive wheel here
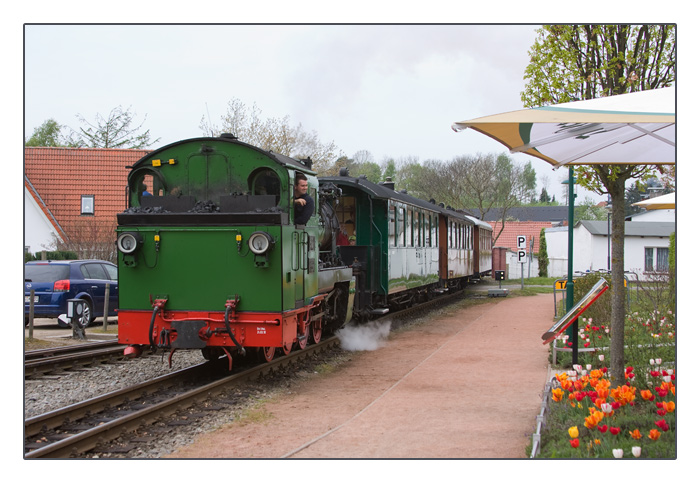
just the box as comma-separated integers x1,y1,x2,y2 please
259,346,276,363
281,340,293,355
311,322,322,344
296,323,310,350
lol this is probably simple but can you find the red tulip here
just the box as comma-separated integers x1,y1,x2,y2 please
655,420,670,432
570,438,580,448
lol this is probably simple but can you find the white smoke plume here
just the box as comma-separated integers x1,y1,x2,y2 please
337,320,391,351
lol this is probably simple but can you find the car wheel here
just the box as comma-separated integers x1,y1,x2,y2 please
77,300,93,329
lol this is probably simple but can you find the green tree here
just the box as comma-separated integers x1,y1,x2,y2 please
69,106,160,149
538,228,549,277
521,24,676,383
25,118,65,146
575,196,608,222
355,161,383,183
382,158,397,182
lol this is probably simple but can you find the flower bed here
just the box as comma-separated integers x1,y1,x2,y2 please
535,309,676,458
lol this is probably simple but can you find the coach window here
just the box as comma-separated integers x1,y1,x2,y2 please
389,203,396,247
427,214,432,247
335,196,356,232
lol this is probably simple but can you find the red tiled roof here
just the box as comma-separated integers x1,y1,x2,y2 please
24,147,151,239
489,221,553,253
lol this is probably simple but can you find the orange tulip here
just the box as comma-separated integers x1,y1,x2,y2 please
629,429,642,440
663,401,675,413
552,388,564,402
610,385,636,406
641,389,654,401
648,429,662,441
584,411,604,429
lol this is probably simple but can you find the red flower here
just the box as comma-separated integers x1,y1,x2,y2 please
655,420,670,432
570,438,580,448
598,424,608,433
657,409,667,416
626,366,634,374
609,427,621,435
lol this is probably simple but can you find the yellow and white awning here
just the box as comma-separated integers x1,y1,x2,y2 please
452,87,675,168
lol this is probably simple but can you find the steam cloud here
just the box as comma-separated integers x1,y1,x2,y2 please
337,320,391,351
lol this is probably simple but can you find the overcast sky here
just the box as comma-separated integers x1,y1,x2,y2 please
24,23,597,200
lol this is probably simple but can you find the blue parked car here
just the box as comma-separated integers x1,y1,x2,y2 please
24,260,119,328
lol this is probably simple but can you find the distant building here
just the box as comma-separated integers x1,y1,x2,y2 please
545,220,675,280
470,206,569,224
24,176,65,254
24,147,150,257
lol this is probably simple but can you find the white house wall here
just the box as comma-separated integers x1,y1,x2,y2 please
24,187,60,254
631,209,674,222
544,223,672,280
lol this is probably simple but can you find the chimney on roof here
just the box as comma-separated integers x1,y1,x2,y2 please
379,177,395,190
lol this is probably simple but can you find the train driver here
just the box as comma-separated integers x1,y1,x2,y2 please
293,173,314,225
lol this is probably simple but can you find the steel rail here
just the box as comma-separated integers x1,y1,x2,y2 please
25,340,120,361
25,336,339,458
25,343,126,378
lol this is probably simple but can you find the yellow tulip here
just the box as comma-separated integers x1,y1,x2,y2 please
568,426,579,438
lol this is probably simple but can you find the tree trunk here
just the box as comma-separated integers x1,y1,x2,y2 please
607,174,628,384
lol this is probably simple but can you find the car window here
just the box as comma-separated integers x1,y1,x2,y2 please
81,263,107,280
102,264,118,281
24,264,70,283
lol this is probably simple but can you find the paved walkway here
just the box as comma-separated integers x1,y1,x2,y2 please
168,293,553,459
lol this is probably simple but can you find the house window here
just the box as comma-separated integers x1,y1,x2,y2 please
81,195,95,215
645,247,669,272
656,247,669,271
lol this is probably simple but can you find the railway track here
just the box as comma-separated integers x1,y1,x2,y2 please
24,336,340,458
24,289,471,458
25,340,125,378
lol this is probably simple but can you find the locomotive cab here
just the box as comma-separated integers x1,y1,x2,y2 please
116,135,354,367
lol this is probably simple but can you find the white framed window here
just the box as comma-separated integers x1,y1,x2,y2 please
81,195,95,215
644,246,669,272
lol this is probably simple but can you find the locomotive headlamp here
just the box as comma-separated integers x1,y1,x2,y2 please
117,232,144,254
248,231,274,255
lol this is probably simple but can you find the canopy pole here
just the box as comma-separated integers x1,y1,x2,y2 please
566,166,578,365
